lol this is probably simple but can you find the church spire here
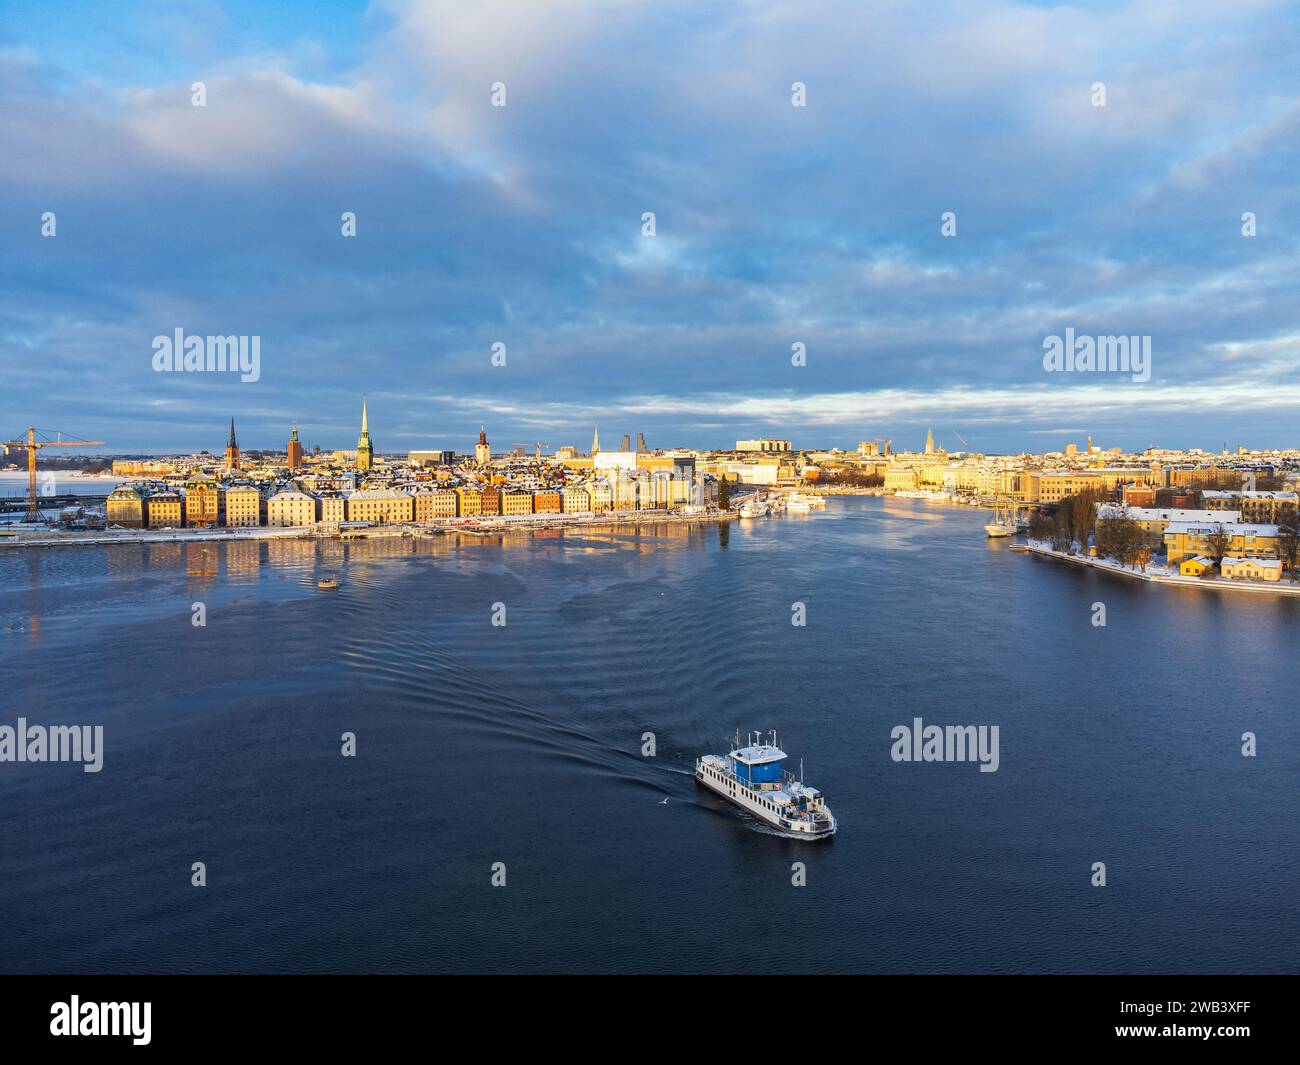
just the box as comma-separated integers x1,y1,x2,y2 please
592,424,600,456
228,417,237,448
361,395,369,434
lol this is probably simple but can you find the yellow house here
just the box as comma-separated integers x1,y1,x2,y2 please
1221,557,1282,582
1179,556,1213,577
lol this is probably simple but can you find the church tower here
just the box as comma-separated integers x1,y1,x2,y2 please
474,426,491,467
591,425,600,456
356,397,374,472
286,424,303,470
225,418,240,470
924,427,935,454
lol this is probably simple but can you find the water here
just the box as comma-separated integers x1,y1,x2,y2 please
1,498,1296,973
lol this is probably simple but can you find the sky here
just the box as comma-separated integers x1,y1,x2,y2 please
2,0,1299,455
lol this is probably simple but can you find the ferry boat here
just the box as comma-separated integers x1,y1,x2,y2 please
696,730,836,840
737,498,768,519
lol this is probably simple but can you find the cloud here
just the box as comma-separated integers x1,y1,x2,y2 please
1,0,1298,452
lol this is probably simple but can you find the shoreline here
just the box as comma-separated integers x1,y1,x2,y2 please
0,509,738,550
1020,542,1300,597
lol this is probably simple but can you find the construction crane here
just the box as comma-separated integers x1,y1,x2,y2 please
953,430,971,451
2,427,106,522
511,441,550,457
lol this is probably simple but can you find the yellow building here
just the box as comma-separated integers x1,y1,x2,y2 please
346,489,413,524
501,490,533,516
414,489,458,521
884,465,919,492
224,485,264,527
1163,522,1280,566
185,477,223,528
1221,557,1282,582
145,490,184,529
588,480,613,513
317,494,345,526
267,490,317,527
106,484,147,528
562,486,591,513
454,487,483,516
1179,556,1213,577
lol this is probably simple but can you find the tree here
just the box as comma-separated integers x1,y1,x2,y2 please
717,476,731,510
1205,524,1232,567
1275,504,1299,580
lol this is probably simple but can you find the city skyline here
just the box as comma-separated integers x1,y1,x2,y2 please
4,0,1300,451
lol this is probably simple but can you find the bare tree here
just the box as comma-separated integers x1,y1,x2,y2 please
1205,524,1232,567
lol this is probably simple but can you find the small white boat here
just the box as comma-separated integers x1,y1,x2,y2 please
737,499,768,519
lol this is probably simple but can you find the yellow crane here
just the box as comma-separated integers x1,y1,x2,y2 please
2,427,106,521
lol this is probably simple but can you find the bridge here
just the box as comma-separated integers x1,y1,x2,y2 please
0,493,108,514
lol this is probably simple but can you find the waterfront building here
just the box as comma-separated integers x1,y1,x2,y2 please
1179,556,1213,577
267,490,317,527
223,485,264,527
588,480,613,513
562,486,592,513
502,490,533,516
413,489,458,521
346,488,414,525
287,425,303,470
145,490,184,528
479,486,501,516
111,459,174,477
356,397,374,472
533,490,562,514
185,475,224,528
317,493,345,526
1163,522,1281,566
456,486,484,516
1221,557,1283,582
